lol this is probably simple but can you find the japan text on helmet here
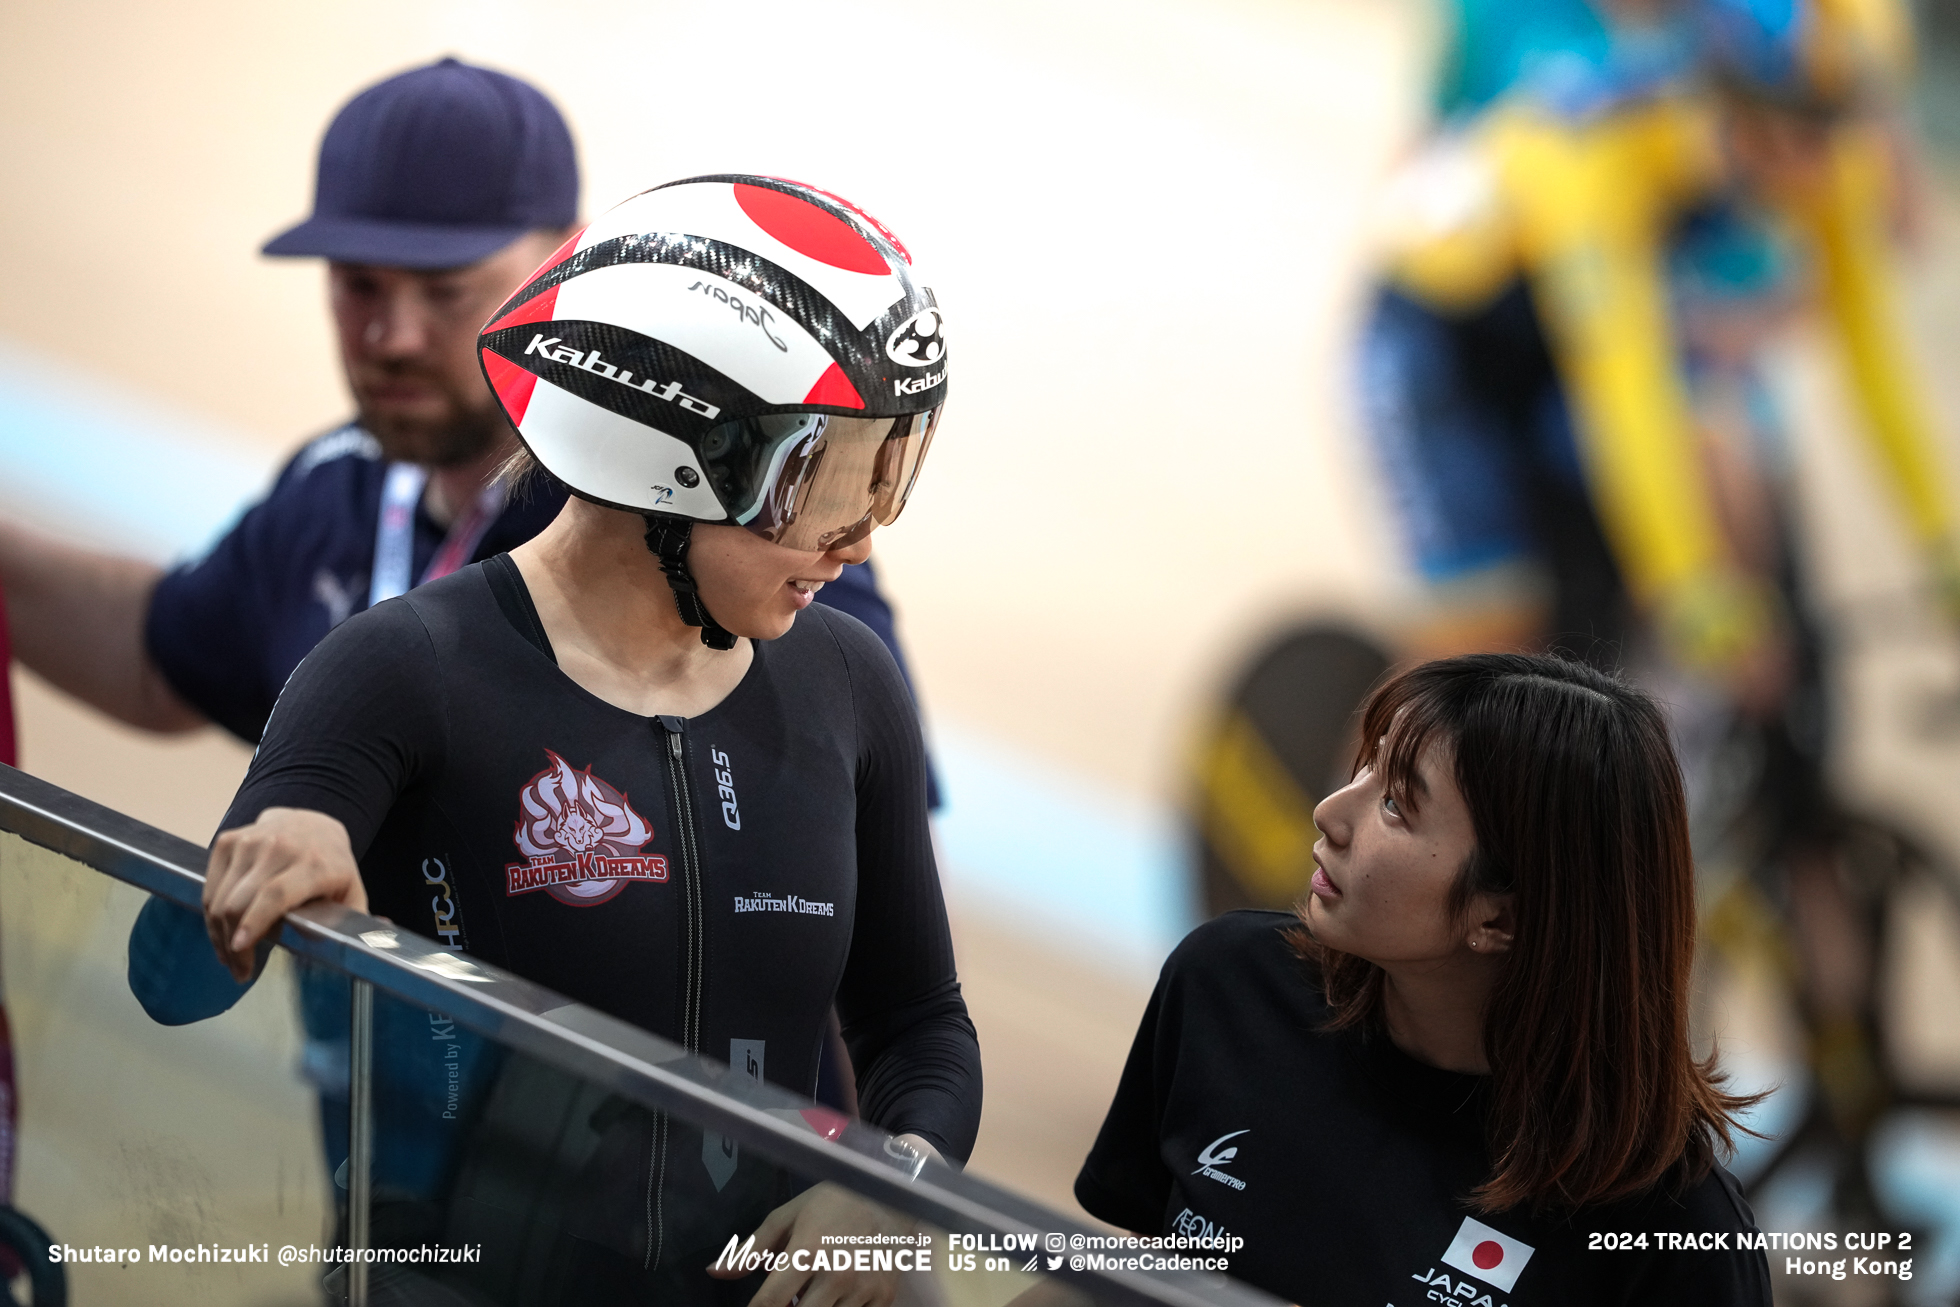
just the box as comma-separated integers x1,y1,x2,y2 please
477,175,946,555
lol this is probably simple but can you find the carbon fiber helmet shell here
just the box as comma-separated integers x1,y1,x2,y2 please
477,174,946,521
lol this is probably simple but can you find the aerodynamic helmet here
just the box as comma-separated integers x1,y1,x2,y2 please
478,175,946,555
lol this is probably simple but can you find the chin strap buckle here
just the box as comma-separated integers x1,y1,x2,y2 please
641,515,737,650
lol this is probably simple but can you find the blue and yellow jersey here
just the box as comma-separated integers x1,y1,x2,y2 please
1380,0,1954,666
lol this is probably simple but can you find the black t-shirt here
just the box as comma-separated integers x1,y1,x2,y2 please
223,555,979,1162
1076,911,1772,1307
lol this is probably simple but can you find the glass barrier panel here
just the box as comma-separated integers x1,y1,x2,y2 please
0,830,327,1305
0,766,1275,1307
353,1040,1218,1307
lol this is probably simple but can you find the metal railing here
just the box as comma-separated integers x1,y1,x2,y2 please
0,763,1279,1307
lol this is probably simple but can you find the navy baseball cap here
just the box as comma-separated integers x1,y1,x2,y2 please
263,57,579,269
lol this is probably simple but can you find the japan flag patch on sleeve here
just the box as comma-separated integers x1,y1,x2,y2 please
1441,1216,1535,1292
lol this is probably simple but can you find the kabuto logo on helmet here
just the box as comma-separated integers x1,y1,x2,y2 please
522,333,721,418
884,307,945,369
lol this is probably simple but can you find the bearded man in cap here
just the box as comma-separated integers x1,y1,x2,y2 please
0,59,571,740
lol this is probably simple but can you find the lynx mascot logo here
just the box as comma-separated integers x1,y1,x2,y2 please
505,751,667,906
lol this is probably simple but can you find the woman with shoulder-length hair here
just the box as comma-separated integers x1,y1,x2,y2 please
1076,652,1771,1306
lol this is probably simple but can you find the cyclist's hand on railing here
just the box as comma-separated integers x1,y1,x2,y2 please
709,1172,926,1307
1655,567,1792,718
204,807,367,982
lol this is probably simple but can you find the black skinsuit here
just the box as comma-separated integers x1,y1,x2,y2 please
224,554,980,1300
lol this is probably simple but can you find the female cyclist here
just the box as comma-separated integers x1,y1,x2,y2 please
1078,654,1771,1305
195,175,971,1305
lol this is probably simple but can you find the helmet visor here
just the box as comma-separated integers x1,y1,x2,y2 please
701,406,942,552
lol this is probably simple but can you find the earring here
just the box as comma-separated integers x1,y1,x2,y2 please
1468,939,1479,949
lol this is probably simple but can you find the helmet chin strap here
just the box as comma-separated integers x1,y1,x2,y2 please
641,515,737,650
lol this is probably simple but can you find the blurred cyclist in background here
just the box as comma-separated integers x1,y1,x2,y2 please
0,59,573,741
1367,0,1950,679
1356,0,1954,1218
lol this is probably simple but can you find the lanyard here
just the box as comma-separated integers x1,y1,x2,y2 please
369,463,508,608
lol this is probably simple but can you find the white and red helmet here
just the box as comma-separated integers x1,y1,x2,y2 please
478,175,944,553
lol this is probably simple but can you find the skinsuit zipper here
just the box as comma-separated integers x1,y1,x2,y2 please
644,714,707,1271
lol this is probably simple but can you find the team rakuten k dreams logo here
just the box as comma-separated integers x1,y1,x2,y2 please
505,750,667,906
